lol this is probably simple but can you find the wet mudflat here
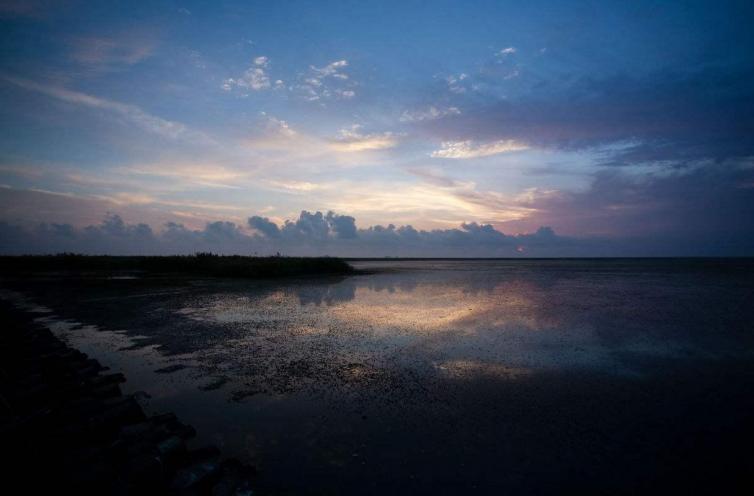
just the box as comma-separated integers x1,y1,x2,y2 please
3,259,754,495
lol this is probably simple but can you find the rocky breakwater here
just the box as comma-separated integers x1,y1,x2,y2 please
0,302,255,495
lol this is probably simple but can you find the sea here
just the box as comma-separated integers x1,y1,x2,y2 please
4,258,754,494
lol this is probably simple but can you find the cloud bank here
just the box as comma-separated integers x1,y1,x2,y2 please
2,202,752,258
1,212,566,257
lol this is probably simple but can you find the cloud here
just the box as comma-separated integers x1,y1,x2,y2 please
326,212,357,239
0,214,259,255
0,211,571,256
248,215,280,238
265,180,322,192
222,57,355,101
243,115,402,167
222,55,278,92
0,185,253,236
435,46,523,98
4,214,158,255
123,162,248,189
312,59,349,79
2,76,212,143
445,73,469,94
329,126,401,152
68,32,156,70
3,175,754,258
400,106,461,123
421,66,754,165
242,210,570,255
242,113,304,152
337,89,355,98
400,167,536,222
501,159,754,249
260,114,296,138
296,60,357,101
431,139,529,158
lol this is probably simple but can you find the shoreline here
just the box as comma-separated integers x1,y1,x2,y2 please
0,301,256,494
0,254,357,279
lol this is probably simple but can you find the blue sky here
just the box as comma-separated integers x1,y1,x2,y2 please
1,0,753,255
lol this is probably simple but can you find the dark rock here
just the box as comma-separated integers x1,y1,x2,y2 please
0,301,256,495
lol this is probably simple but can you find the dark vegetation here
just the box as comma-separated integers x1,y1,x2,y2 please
0,253,355,279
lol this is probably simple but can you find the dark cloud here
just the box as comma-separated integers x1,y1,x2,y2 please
326,212,357,239
250,216,578,256
423,65,754,165
500,160,754,255
250,211,358,242
202,221,246,243
282,211,330,241
0,212,576,257
248,216,280,238
0,214,252,255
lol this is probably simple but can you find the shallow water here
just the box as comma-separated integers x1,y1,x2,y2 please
4,259,754,494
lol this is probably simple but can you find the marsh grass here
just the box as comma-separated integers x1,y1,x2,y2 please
0,253,355,279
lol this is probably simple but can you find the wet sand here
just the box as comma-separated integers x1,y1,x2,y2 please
2,259,753,494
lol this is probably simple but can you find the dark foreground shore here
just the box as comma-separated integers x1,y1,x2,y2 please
0,302,255,495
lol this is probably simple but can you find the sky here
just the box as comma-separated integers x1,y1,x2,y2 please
1,0,753,256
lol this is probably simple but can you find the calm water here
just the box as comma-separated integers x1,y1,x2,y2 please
4,259,754,494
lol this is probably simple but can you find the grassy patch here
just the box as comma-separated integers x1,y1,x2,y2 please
0,253,355,279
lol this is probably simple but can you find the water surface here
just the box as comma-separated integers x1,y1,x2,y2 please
4,259,754,494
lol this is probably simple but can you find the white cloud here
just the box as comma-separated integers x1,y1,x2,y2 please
3,76,212,143
223,55,275,92
297,59,356,101
266,180,323,192
400,105,461,122
330,126,401,152
446,73,468,94
123,162,248,190
492,47,521,79
242,113,305,152
336,89,355,99
259,113,297,138
504,69,520,79
431,139,529,159
223,57,355,101
312,59,348,78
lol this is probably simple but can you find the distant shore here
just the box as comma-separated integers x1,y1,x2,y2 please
0,254,356,279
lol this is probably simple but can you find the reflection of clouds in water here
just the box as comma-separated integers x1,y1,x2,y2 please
178,275,561,336
328,282,557,333
51,260,749,399
164,273,586,396
170,268,690,390
294,282,356,306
